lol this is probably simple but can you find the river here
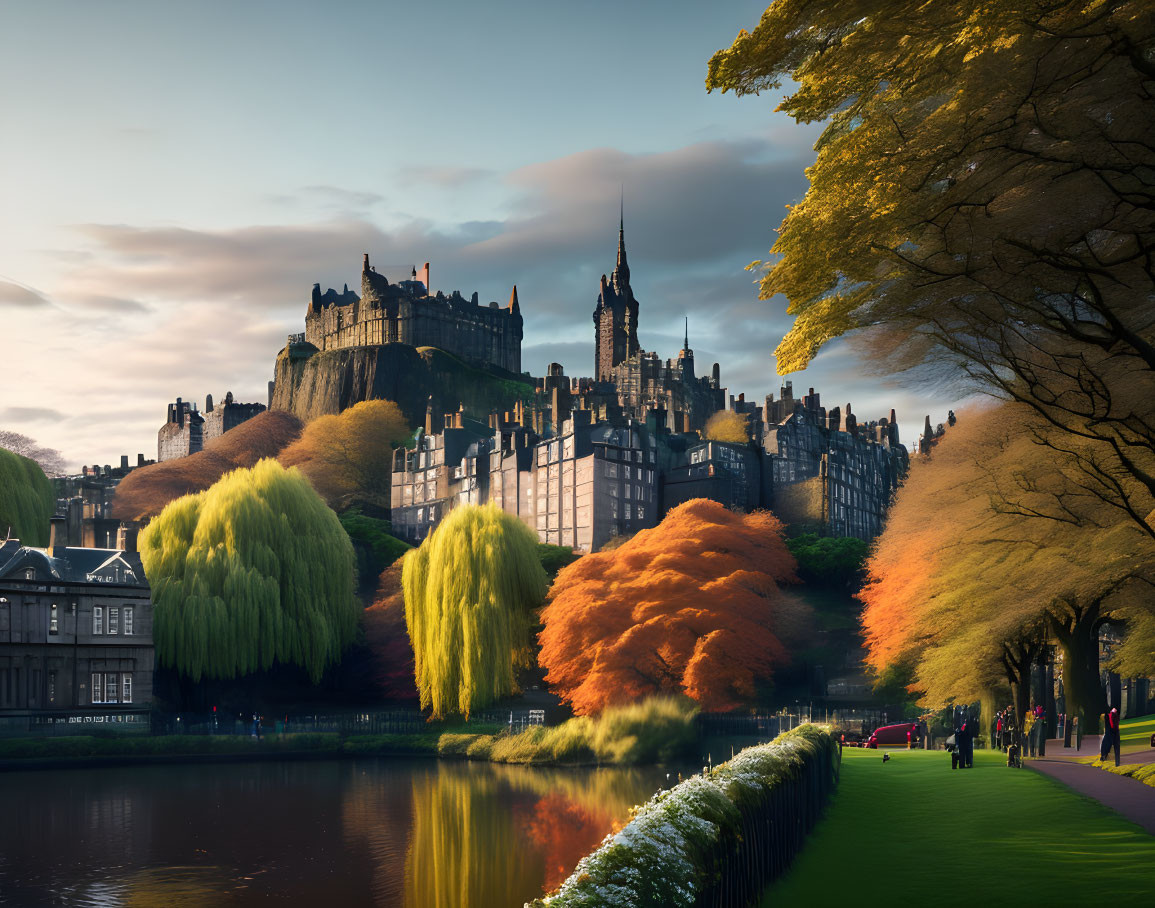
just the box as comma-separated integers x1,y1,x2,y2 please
0,758,676,907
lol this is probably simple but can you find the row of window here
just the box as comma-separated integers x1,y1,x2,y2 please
92,672,133,704
92,606,134,636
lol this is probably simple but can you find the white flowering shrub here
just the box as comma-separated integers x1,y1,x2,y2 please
527,724,838,908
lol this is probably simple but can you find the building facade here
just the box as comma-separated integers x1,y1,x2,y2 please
304,255,523,374
158,392,265,462
0,541,154,728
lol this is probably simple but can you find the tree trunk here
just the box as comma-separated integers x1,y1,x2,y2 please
1052,603,1106,735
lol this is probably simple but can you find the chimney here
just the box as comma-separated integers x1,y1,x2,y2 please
425,398,434,435
206,393,214,412
49,515,65,550
116,523,139,553
137,453,145,467
120,455,129,471
363,253,370,272
419,262,430,292
176,397,184,427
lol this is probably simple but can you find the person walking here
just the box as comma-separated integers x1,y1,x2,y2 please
996,712,1004,752
1100,707,1122,766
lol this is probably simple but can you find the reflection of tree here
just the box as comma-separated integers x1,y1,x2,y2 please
340,767,415,906
404,763,542,908
523,793,614,892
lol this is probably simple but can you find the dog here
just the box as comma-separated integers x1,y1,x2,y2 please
882,753,891,763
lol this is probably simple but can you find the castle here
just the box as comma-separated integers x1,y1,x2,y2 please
304,255,523,374
157,392,265,462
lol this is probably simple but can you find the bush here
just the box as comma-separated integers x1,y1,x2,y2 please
0,446,54,546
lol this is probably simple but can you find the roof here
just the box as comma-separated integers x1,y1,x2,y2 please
0,540,148,588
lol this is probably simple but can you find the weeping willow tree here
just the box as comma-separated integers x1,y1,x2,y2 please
403,503,547,719
0,446,54,546
139,458,357,683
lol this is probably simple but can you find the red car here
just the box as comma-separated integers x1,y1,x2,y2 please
866,722,920,748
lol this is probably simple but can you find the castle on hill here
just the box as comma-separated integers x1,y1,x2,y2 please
304,255,523,374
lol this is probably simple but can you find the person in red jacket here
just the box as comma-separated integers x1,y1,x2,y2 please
1100,707,1122,766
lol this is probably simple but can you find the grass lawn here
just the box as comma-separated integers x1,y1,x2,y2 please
762,748,1155,907
1121,712,1155,752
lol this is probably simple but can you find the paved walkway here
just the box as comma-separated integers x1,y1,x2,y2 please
1029,757,1155,836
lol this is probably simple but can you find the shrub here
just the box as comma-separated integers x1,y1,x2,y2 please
0,447,53,546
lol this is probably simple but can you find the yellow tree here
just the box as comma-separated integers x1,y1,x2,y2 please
708,2,1155,538
860,405,1154,730
704,410,749,444
279,399,412,509
402,503,548,719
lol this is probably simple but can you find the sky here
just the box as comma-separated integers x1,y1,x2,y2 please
0,0,958,470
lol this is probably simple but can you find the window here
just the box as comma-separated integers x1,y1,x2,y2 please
48,671,56,704
108,607,119,635
122,674,132,704
50,604,59,635
624,484,631,499
105,673,118,703
624,503,632,520
123,608,134,636
92,673,104,703
24,568,34,580
93,607,104,635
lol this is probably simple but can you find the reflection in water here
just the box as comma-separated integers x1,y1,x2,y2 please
0,758,670,907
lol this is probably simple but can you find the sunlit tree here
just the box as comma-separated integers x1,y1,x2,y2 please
279,399,412,509
139,459,357,683
403,503,548,719
704,410,749,444
0,446,54,546
539,499,800,714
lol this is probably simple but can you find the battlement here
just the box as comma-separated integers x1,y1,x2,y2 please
302,255,523,374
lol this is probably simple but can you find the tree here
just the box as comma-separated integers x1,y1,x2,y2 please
538,499,800,714
0,430,67,478
279,400,412,509
139,458,358,683
0,446,54,546
859,404,1154,730
704,410,749,444
786,533,869,590
403,503,548,719
363,561,418,701
113,410,303,522
708,2,1155,538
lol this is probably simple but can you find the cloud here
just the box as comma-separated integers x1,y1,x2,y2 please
62,293,151,314
0,279,52,308
1,407,65,423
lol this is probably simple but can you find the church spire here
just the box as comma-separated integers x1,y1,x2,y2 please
614,191,630,286
683,316,689,351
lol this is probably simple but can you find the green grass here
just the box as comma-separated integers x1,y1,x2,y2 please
1121,712,1155,751
763,748,1155,906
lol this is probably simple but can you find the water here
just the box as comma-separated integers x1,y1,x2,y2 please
0,758,674,907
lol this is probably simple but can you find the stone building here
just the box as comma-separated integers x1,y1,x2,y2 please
0,538,153,727
53,455,154,551
305,255,523,374
157,392,265,462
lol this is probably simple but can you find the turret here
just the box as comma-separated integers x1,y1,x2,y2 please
508,285,520,313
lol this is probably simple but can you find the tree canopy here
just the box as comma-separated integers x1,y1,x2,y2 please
704,410,749,444
0,446,54,546
279,399,412,509
786,533,869,590
708,2,1155,539
860,404,1154,724
538,499,800,714
403,503,548,719
113,410,303,522
0,430,67,478
139,458,358,683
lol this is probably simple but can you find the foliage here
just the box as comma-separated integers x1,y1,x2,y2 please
0,446,54,546
0,430,67,477
703,410,749,444
113,410,303,522
279,399,412,509
1085,759,1155,789
403,503,548,719
707,1,1155,539
340,506,409,583
362,561,418,700
139,459,357,683
441,697,700,766
529,724,838,908
537,543,579,580
859,404,1155,722
785,533,869,589
539,499,800,714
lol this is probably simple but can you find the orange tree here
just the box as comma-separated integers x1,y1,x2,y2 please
538,499,799,714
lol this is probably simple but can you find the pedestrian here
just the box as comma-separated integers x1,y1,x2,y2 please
252,713,261,740
996,712,1003,752
1100,707,1121,766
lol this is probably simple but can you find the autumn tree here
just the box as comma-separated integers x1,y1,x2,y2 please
113,410,303,522
0,430,67,478
139,459,358,683
708,2,1155,538
363,561,418,701
538,499,800,714
860,404,1155,731
279,399,412,510
704,410,750,444
0,446,54,546
403,503,548,719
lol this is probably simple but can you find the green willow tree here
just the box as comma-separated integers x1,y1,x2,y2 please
403,503,548,719
708,2,1155,539
139,458,357,683
0,446,54,546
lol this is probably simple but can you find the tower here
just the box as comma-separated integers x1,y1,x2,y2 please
593,204,640,381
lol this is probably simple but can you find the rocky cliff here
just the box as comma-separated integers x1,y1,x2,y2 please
270,340,534,426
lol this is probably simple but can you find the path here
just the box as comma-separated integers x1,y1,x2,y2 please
1029,757,1155,836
